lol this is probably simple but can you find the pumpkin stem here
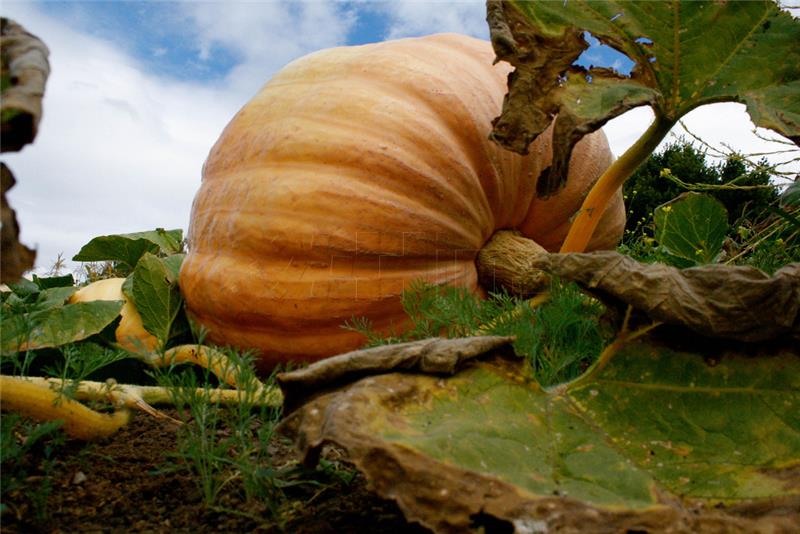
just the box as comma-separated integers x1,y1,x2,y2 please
476,230,551,297
560,115,675,253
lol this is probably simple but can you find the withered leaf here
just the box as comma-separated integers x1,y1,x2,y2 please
279,336,513,413
487,1,800,196
530,251,800,342
478,231,799,342
0,163,35,282
1,17,50,153
280,338,799,533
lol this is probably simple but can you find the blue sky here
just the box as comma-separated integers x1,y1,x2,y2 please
2,1,796,274
35,1,375,82
30,1,634,82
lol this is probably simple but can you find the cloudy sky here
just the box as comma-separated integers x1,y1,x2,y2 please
2,0,797,274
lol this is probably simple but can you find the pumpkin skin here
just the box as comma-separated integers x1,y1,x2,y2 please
181,33,624,370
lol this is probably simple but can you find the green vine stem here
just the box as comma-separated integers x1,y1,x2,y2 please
560,115,676,253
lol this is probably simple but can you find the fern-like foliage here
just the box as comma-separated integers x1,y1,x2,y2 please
343,279,611,386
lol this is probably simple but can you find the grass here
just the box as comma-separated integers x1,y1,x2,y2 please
345,278,612,387
0,413,65,524
147,346,354,519
150,347,284,511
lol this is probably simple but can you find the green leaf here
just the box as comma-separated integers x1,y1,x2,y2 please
72,228,183,267
72,236,159,268
0,301,123,353
282,336,799,531
162,253,186,280
488,0,800,194
781,181,800,207
653,192,728,267
33,286,77,310
8,278,39,299
123,228,183,255
32,274,74,290
130,252,183,347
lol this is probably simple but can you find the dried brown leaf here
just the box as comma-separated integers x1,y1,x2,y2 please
278,336,514,413
532,251,800,342
1,17,50,152
1,163,35,282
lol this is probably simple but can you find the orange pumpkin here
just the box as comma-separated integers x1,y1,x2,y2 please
180,33,624,370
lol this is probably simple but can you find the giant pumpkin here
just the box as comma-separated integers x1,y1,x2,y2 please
180,33,624,369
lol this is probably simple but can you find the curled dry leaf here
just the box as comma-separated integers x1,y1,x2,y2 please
279,338,800,533
1,17,50,153
487,0,800,196
0,163,35,282
477,231,799,342
278,336,513,413
530,251,800,343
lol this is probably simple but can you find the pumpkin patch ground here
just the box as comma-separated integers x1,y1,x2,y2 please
0,409,432,533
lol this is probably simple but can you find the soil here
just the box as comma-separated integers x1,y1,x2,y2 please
1,410,432,533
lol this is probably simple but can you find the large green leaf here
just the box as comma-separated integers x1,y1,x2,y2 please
32,286,77,311
487,0,800,195
72,235,159,269
0,300,123,353
123,228,183,255
130,252,183,347
72,228,183,267
654,192,729,267
281,336,799,532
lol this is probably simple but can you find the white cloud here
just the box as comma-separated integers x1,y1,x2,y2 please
182,1,355,98
380,0,488,40
1,1,354,274
603,103,798,183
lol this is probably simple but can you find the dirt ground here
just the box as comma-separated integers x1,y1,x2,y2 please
1,410,432,533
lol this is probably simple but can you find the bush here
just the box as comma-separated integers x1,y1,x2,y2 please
623,140,777,241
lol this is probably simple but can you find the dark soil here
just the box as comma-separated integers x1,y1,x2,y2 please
1,410,432,533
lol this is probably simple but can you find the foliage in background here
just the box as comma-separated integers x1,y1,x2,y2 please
345,279,611,387
619,140,799,273
623,140,777,239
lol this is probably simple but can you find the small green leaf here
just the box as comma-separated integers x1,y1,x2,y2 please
162,253,186,280
8,278,39,298
32,274,74,290
72,228,183,268
654,192,728,268
73,235,159,268
130,252,183,347
0,301,123,353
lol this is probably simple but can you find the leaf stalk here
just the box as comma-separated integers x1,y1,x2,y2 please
560,115,676,253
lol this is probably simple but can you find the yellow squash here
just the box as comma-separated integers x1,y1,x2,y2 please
70,277,158,353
